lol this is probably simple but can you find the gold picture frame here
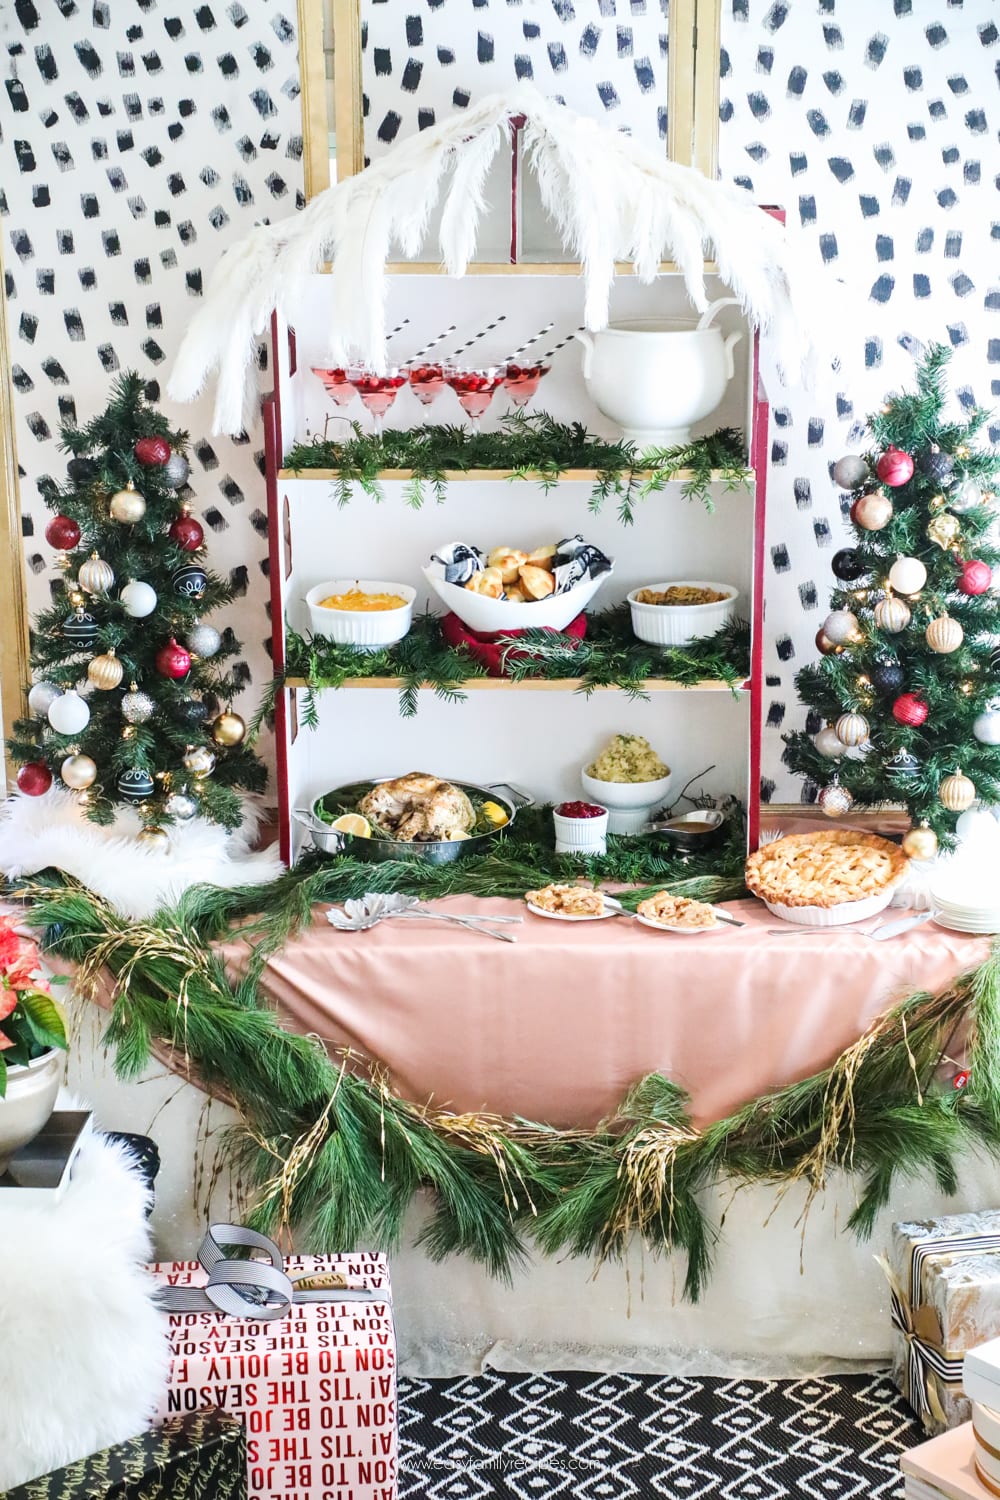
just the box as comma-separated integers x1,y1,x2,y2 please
0,233,31,787
297,0,721,204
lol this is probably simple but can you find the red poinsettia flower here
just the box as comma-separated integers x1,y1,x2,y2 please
0,982,16,1023
0,921,22,970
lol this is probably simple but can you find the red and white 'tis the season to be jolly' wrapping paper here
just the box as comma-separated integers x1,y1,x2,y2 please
149,1253,397,1500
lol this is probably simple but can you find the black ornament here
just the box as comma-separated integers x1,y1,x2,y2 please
62,609,98,648
172,563,208,600
117,767,155,803
871,662,905,696
66,455,98,484
179,697,210,726
887,749,920,781
831,548,866,582
992,647,1000,676
920,446,954,485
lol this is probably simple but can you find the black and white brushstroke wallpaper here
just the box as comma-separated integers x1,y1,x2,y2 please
2,0,998,803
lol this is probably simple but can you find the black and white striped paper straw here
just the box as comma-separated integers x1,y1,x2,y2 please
505,322,555,362
385,318,411,342
538,326,585,362
446,316,508,362
405,325,457,365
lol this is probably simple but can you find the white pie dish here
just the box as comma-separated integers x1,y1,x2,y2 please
762,888,897,927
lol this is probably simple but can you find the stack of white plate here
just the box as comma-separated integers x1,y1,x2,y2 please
930,877,1000,934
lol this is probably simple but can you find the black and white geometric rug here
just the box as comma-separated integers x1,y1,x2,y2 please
397,1372,921,1498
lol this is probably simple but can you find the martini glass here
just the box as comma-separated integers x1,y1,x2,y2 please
312,366,356,408
503,361,551,410
407,362,447,408
347,365,407,436
445,364,506,433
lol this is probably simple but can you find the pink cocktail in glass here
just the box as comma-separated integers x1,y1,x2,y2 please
347,365,407,435
312,366,356,408
408,363,446,407
503,361,550,409
445,365,506,431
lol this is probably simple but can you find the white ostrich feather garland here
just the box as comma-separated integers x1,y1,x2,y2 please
168,85,833,435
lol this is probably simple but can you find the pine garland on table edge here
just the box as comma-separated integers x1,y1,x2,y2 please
13,854,1000,1302
282,412,752,523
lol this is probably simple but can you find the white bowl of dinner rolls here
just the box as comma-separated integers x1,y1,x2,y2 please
423,552,612,634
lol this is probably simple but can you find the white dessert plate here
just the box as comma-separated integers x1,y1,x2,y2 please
635,908,729,935
525,897,616,922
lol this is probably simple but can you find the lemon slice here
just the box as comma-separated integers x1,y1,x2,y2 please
331,813,371,838
479,800,509,827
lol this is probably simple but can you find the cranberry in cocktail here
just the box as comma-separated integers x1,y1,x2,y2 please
347,365,407,435
312,366,356,408
445,365,506,431
408,363,446,407
503,362,550,409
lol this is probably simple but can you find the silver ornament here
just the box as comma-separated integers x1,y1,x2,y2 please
162,452,191,489
974,707,1000,746
78,553,115,595
165,791,198,821
186,622,221,659
121,687,155,724
832,454,869,490
814,726,846,759
27,680,61,718
950,478,983,513
819,782,854,818
182,745,216,777
822,610,862,646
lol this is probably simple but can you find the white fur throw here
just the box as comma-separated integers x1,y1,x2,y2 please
0,787,284,920
0,1132,168,1489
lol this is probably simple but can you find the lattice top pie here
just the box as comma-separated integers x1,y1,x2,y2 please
745,830,908,909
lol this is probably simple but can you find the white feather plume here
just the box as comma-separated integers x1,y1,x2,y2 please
167,83,834,435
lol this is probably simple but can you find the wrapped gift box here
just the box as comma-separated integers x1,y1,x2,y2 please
888,1213,1000,1434
900,1422,991,1500
150,1253,397,1500
6,1412,246,1500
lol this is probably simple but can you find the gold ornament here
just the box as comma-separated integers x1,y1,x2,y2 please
210,711,247,747
853,494,893,531
136,826,170,852
902,823,939,860
925,615,964,654
929,494,947,513
874,595,911,634
60,752,97,790
109,482,147,524
927,513,961,549
182,744,216,778
816,631,843,657
87,647,124,690
939,770,976,813
68,589,86,609
78,552,115,595
835,711,869,747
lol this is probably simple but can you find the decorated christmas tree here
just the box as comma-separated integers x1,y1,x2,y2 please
7,372,266,835
784,344,1000,854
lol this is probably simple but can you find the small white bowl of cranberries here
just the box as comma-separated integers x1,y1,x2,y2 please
552,799,609,855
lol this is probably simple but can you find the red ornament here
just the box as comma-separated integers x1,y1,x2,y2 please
45,515,81,550
875,446,915,488
958,558,992,596
168,514,204,552
155,637,192,679
892,692,929,727
953,1070,970,1090
16,761,52,796
134,436,172,466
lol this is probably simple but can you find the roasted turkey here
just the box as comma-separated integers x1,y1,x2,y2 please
358,772,476,842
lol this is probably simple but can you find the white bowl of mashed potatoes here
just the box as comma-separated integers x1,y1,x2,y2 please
581,733,673,832
305,579,416,651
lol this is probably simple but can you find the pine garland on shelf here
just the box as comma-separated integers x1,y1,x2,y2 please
256,609,750,729
282,412,752,523
17,863,1000,1302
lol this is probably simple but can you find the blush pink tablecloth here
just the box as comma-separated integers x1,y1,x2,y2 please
218,897,988,1129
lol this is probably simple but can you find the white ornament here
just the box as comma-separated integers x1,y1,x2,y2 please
814,726,845,759
47,689,90,736
950,478,983,513
120,580,158,618
823,609,861,645
27,681,61,718
925,615,964,654
956,807,999,841
832,454,870,490
974,706,1000,746
888,556,928,596
835,711,869,747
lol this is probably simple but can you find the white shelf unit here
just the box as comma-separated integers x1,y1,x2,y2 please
265,270,768,865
